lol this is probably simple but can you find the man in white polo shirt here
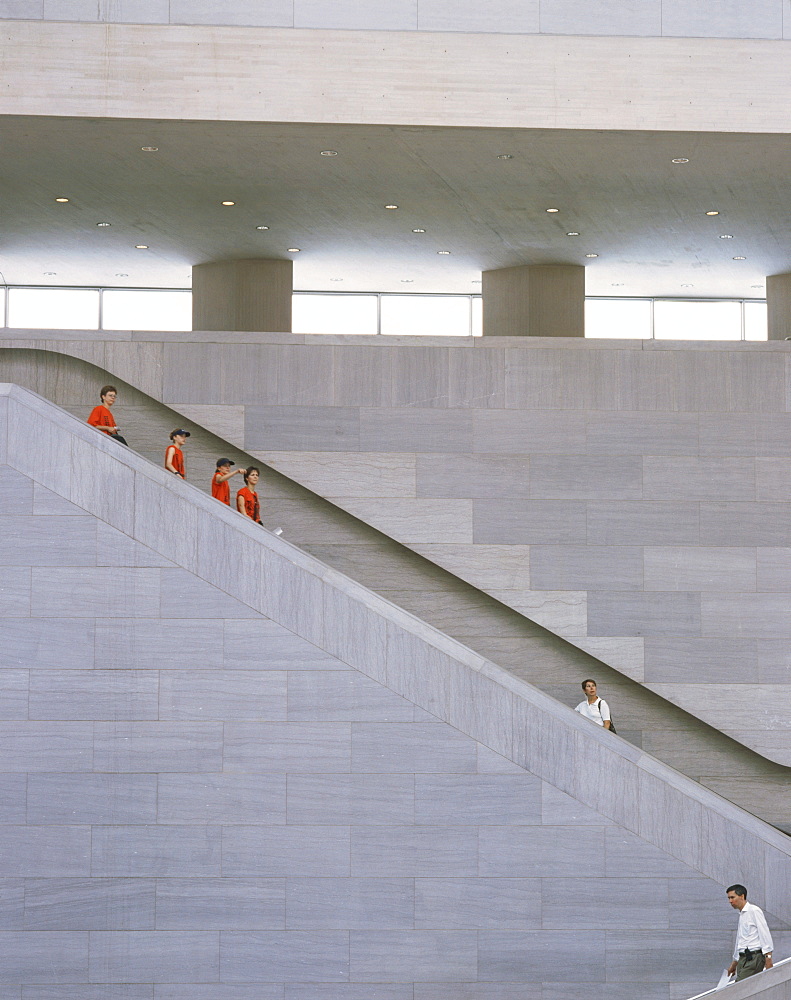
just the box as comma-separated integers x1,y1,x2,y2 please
726,884,774,981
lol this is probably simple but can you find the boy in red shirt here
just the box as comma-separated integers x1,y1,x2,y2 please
165,429,190,478
236,466,262,524
211,458,245,505
87,385,127,445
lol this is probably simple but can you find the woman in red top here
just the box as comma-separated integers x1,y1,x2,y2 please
165,428,190,478
212,458,245,505
237,466,262,524
87,385,127,445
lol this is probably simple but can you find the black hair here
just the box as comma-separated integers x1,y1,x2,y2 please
727,884,747,899
243,466,260,485
581,678,597,691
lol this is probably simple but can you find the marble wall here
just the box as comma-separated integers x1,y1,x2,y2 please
0,0,787,40
3,381,791,996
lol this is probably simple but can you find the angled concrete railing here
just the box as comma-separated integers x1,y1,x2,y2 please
688,957,791,999
3,380,791,925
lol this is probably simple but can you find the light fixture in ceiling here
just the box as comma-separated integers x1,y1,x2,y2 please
671,157,690,164
719,234,734,239
55,197,69,203
135,244,149,249
255,225,269,231
611,283,624,287
705,210,720,216
471,280,482,284
585,253,599,258
287,247,301,252
96,222,111,227
330,278,343,282
43,271,57,276
497,154,513,160
751,284,764,289
401,279,414,283
681,283,694,288
733,256,747,260
221,201,235,206
141,146,158,152
320,150,338,156
566,231,580,237
115,273,129,277
437,250,451,255
546,208,560,213
412,228,426,233
385,204,398,210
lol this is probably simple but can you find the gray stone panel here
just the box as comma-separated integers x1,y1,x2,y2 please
0,2,43,21
698,413,791,458
587,591,701,637
245,406,360,453
0,827,90,876
351,827,478,876
416,454,529,499
414,774,541,825
30,567,158,618
388,347,449,409
286,775,414,825
332,346,393,408
643,458,756,501
160,568,259,619
473,500,587,544
351,723,477,773
0,617,94,669
0,516,95,565
224,723,351,772
701,502,791,545
587,501,699,545
42,0,97,19
286,878,414,929
27,773,157,824
157,988,283,1000
92,825,222,876
542,877,667,928
170,0,293,26
157,774,286,825
604,828,704,878
350,930,477,981
0,466,33,510
644,638,759,684
0,723,92,771
222,827,351,876
702,594,791,638
447,348,506,408
0,879,24,930
0,931,88,983
27,988,152,1000
541,785,613,826
586,412,698,455
224,620,349,671
478,929,605,982
757,548,791,591
644,546,756,592
220,930,349,982
661,0,782,37
479,826,605,877
418,0,538,32
24,878,155,930
606,930,729,981
472,410,587,454
33,483,86,515
287,671,414,722
287,987,410,1000
29,670,159,720
94,722,224,771
101,0,170,23
159,670,287,720
0,775,26,825
295,0,416,29
530,455,642,500
415,878,540,929
0,669,27,720
0,569,31,617
757,458,791,499
155,878,285,930
531,545,643,591
95,619,223,670
360,409,472,453
89,930,220,983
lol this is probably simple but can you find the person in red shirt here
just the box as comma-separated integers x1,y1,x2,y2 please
236,466,262,524
165,428,190,478
87,385,127,445
211,458,245,505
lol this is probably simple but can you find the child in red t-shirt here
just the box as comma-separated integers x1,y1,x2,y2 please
87,385,127,445
211,458,245,505
165,428,190,478
236,466,262,524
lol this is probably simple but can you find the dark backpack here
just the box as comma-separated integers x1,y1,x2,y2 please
597,698,617,734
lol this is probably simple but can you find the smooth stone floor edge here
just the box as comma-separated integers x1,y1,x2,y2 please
2,381,791,924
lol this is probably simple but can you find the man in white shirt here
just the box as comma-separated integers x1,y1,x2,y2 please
574,678,611,730
726,884,774,981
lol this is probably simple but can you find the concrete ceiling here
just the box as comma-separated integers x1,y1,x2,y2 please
1,115,789,298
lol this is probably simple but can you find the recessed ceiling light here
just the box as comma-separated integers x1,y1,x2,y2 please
135,244,149,249
141,146,158,152
255,225,269,231
385,204,398,210
221,201,235,206
437,250,451,255
497,154,513,160
287,248,301,252
681,283,694,288
719,234,734,239
733,256,747,260
546,208,560,213
320,150,338,156
115,273,129,277
330,278,343,282
412,228,426,233
751,284,764,289
671,157,689,164
401,279,414,283
55,197,69,203
706,210,720,216
43,271,57,276
472,280,482,284
611,283,624,287
585,253,599,258
96,222,111,227
566,232,580,237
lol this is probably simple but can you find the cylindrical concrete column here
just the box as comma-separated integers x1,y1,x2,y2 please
767,273,791,340
482,264,585,337
192,258,293,332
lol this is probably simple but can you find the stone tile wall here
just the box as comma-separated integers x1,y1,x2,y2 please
3,381,791,995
